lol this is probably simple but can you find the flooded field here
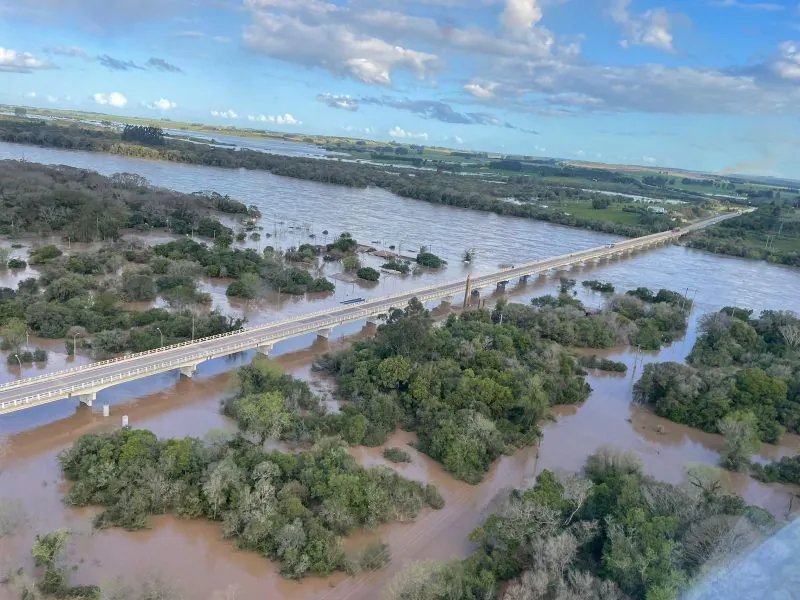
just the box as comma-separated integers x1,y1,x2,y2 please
0,143,799,599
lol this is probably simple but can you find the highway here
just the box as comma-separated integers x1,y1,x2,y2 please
0,212,740,415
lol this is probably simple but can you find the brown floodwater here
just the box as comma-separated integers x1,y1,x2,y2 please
1,142,800,599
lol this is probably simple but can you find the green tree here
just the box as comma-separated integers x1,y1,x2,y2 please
357,267,380,281
718,411,760,471
2,317,27,351
235,391,294,443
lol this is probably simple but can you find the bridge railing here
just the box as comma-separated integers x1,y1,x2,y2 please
0,229,683,400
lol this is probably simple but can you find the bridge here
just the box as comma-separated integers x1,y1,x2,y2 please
0,212,739,415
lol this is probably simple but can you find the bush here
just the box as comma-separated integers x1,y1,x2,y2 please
582,280,615,293
359,541,391,571
424,484,445,510
29,245,63,264
416,251,445,268
383,447,412,463
357,267,380,281
382,260,410,274
578,355,627,372
7,258,27,269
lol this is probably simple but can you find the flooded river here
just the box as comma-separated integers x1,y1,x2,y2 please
1,142,799,599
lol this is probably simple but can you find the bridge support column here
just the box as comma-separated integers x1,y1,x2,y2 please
256,344,274,357
519,275,530,284
366,316,380,326
463,275,472,309
179,364,198,378
496,281,508,292
317,328,333,340
78,392,96,407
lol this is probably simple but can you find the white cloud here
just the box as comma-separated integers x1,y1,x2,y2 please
642,156,657,164
47,95,58,103
318,93,359,111
247,113,303,125
389,126,428,140
48,45,90,58
243,2,439,85
0,47,54,72
93,92,128,107
500,0,543,37
211,109,239,119
711,0,785,10
146,98,178,111
464,82,499,100
609,0,675,53
773,41,800,80
23,91,36,99
212,36,231,43
175,30,205,37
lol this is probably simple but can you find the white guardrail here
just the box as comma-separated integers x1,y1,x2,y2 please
0,224,698,412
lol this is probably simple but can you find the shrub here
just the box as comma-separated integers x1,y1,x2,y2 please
29,245,63,264
359,541,391,571
7,258,27,269
383,447,411,463
357,267,380,281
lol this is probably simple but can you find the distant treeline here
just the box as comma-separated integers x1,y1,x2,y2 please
0,160,246,240
687,205,800,267
0,117,690,238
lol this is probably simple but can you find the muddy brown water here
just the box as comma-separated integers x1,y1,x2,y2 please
1,143,799,599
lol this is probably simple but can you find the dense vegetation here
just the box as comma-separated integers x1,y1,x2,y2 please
384,448,778,600
0,160,245,241
0,243,243,356
499,286,690,352
0,117,698,238
751,455,800,486
634,309,800,445
577,354,627,373
153,237,334,297
58,428,442,579
688,205,800,267
581,279,615,293
315,299,591,483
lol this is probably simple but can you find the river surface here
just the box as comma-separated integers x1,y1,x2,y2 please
1,142,799,599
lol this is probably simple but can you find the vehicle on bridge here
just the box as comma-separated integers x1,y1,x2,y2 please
340,297,366,305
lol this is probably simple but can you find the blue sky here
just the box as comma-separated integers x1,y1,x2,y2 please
2,0,800,176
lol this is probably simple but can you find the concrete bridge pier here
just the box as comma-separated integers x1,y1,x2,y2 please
519,274,530,284
179,364,199,378
496,280,509,292
78,392,96,407
316,328,334,340
256,344,274,357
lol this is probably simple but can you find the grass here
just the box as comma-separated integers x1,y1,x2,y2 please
555,200,646,226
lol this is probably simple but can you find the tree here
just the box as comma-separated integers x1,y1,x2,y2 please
718,411,760,471
0,247,10,269
357,267,380,281
2,317,27,351
234,391,294,443
14,107,27,117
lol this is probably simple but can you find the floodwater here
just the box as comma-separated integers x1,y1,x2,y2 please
1,142,800,599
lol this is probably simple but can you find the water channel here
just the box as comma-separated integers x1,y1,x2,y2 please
0,142,799,599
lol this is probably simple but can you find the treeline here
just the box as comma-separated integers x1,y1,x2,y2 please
384,448,780,600
687,205,800,267
0,117,692,238
0,160,247,241
634,308,800,446
59,428,443,579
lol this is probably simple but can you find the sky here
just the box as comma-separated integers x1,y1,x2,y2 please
2,0,800,176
